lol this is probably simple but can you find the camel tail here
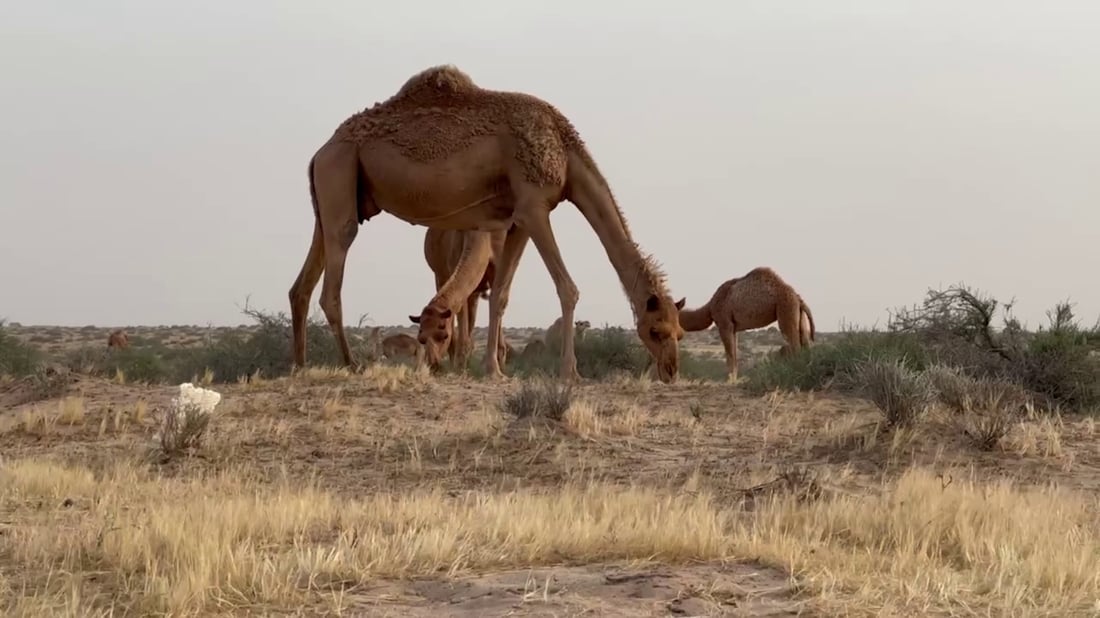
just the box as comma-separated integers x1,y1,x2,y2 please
800,297,816,342
307,156,321,219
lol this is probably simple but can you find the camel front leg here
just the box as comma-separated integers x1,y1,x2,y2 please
515,207,581,382
459,292,479,371
716,320,739,383
485,226,530,379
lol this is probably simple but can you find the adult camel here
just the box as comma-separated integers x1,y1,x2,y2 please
288,65,685,382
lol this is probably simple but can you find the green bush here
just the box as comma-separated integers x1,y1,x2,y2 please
744,330,929,394
747,284,1099,413
850,357,935,428
0,320,41,377
506,325,726,381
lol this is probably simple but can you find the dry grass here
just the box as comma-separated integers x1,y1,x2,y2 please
3,461,1099,616
3,361,1100,616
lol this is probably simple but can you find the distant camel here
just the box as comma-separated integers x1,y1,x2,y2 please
287,64,686,383
677,267,815,381
367,326,423,365
416,227,510,371
517,338,547,363
107,330,130,350
544,317,591,352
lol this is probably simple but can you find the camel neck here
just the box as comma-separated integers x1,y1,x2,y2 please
432,232,492,311
677,304,714,332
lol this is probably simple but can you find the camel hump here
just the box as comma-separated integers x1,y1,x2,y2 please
744,266,780,281
395,65,480,100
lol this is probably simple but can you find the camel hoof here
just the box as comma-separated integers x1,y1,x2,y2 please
560,368,582,383
485,370,508,381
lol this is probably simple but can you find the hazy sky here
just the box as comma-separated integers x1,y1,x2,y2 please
2,1,1097,332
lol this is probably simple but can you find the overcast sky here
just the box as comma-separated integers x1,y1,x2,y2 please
2,1,1097,332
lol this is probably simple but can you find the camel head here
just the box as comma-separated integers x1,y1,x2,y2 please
409,303,453,371
574,320,591,339
638,295,686,383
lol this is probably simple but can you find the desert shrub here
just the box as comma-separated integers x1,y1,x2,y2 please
744,329,928,394
926,363,1031,450
62,344,176,383
0,320,40,377
507,325,726,381
923,364,975,413
170,306,375,383
677,350,730,381
103,347,174,383
508,326,650,380
891,286,1099,412
1012,323,1099,412
153,383,223,459
851,357,935,428
501,378,574,420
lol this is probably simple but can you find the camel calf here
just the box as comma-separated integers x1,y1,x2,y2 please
544,317,591,353
365,326,423,364
107,329,130,350
677,267,815,382
413,228,510,371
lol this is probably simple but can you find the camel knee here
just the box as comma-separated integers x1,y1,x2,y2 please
319,292,342,325
330,218,359,250
557,280,579,313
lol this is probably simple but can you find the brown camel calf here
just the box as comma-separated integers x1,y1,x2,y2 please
412,227,511,371
367,327,423,364
677,267,815,382
107,329,130,350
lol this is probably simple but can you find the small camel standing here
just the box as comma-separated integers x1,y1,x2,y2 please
414,227,510,371
368,327,423,364
677,267,815,382
107,330,129,350
287,64,686,383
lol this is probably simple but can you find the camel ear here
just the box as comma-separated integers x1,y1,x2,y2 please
645,295,660,312
440,308,453,319
675,297,686,311
409,315,421,324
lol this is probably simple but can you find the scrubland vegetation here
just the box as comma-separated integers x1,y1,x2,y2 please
1,283,1098,616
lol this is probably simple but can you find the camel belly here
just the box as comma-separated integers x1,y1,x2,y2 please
361,137,517,231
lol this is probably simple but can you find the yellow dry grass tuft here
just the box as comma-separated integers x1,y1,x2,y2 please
1,460,724,616
2,459,1099,616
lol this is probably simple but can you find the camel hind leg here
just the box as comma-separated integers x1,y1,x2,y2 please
799,310,812,348
716,319,739,382
313,146,363,370
776,296,803,357
289,219,325,369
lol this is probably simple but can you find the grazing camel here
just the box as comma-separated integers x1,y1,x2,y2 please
415,227,510,371
677,267,815,382
106,329,129,350
544,317,591,352
287,64,685,383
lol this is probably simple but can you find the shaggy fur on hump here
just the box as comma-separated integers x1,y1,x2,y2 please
394,64,480,99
